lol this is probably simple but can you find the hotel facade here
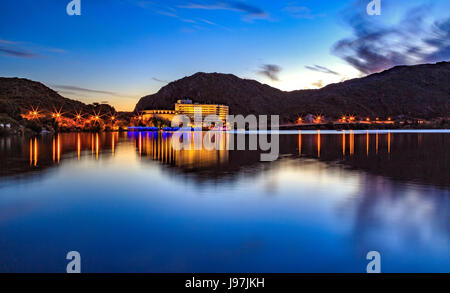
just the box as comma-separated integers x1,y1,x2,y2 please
142,99,229,125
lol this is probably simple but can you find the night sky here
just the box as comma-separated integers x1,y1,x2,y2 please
1,0,449,110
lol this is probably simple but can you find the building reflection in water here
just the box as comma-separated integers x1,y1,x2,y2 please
131,131,229,169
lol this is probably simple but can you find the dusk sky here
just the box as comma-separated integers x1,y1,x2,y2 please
1,0,449,110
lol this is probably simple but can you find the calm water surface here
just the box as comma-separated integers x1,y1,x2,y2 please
0,131,449,272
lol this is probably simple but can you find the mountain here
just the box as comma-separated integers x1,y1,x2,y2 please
0,77,114,120
136,73,286,116
136,62,450,121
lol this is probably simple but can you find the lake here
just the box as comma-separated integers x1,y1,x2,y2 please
0,130,449,272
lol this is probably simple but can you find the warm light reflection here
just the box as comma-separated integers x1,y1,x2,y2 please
317,130,321,158
112,133,115,156
29,139,33,166
342,131,346,156
138,132,142,158
91,134,94,157
57,134,61,163
95,133,99,160
298,131,302,155
33,137,38,166
388,131,391,154
137,131,229,168
349,131,354,156
77,133,81,160
366,131,370,156
52,137,56,162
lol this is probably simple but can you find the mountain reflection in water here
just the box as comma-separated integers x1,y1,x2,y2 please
2,131,447,187
0,131,448,272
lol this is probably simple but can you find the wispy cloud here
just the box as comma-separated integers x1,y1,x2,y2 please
0,46,41,58
0,37,66,58
333,4,450,74
258,64,282,81
305,65,340,75
156,10,178,18
283,4,325,19
0,39,20,45
53,84,138,100
199,18,216,25
179,1,270,21
156,9,198,24
152,77,169,83
52,85,120,96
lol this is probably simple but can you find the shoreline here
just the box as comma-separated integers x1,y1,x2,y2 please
2,128,450,138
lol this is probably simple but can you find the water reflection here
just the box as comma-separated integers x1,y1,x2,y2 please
0,131,449,272
131,132,230,169
1,131,449,188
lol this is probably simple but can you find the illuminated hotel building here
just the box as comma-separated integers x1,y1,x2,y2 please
141,109,176,121
175,100,229,122
142,99,229,125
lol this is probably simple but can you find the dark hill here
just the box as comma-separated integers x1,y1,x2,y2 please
0,77,114,120
136,62,450,120
136,72,286,116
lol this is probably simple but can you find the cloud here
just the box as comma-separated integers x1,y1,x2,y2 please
332,4,450,74
156,9,197,24
283,4,325,19
179,1,269,21
135,1,153,8
0,39,20,45
0,38,65,58
156,10,178,18
53,85,138,100
311,80,324,88
52,85,120,96
305,65,340,75
0,46,40,58
199,18,217,25
152,77,169,83
258,64,282,81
